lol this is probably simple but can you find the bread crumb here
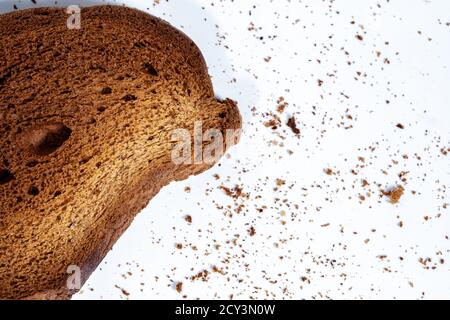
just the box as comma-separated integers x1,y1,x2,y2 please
286,116,300,136
114,285,130,297
383,186,405,204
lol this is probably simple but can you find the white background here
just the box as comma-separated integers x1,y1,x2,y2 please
1,0,449,300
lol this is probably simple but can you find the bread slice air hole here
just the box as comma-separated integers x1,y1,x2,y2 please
0,169,14,184
28,186,39,196
79,157,91,165
20,123,72,156
26,160,38,167
122,94,137,102
134,41,146,48
100,87,112,95
143,63,158,76
96,106,106,113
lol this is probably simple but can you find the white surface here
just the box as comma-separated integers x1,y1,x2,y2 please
2,0,449,300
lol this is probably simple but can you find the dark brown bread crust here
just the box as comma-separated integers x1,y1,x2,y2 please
0,6,241,299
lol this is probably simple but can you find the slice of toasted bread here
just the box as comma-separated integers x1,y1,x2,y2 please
0,5,241,299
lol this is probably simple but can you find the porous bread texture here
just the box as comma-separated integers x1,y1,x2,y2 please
0,5,241,299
